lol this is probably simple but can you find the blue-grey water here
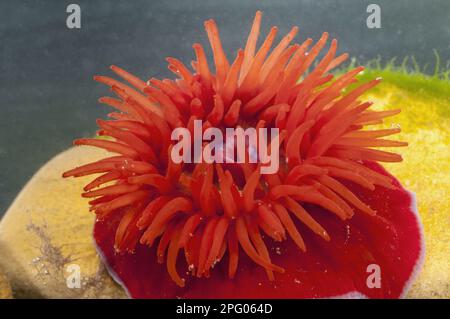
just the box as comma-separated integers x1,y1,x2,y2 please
0,0,449,216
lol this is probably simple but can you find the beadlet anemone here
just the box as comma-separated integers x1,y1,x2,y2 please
63,11,424,298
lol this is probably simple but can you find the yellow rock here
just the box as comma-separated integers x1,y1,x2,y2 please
0,268,12,299
0,147,127,298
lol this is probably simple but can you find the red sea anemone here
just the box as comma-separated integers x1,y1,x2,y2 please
63,11,424,298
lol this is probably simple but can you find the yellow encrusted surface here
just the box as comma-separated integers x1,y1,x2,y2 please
0,147,126,298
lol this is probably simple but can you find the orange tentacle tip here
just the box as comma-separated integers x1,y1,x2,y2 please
64,11,424,299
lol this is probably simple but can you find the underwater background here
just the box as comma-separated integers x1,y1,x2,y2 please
0,0,449,216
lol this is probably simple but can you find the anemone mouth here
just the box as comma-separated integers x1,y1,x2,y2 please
63,11,418,294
